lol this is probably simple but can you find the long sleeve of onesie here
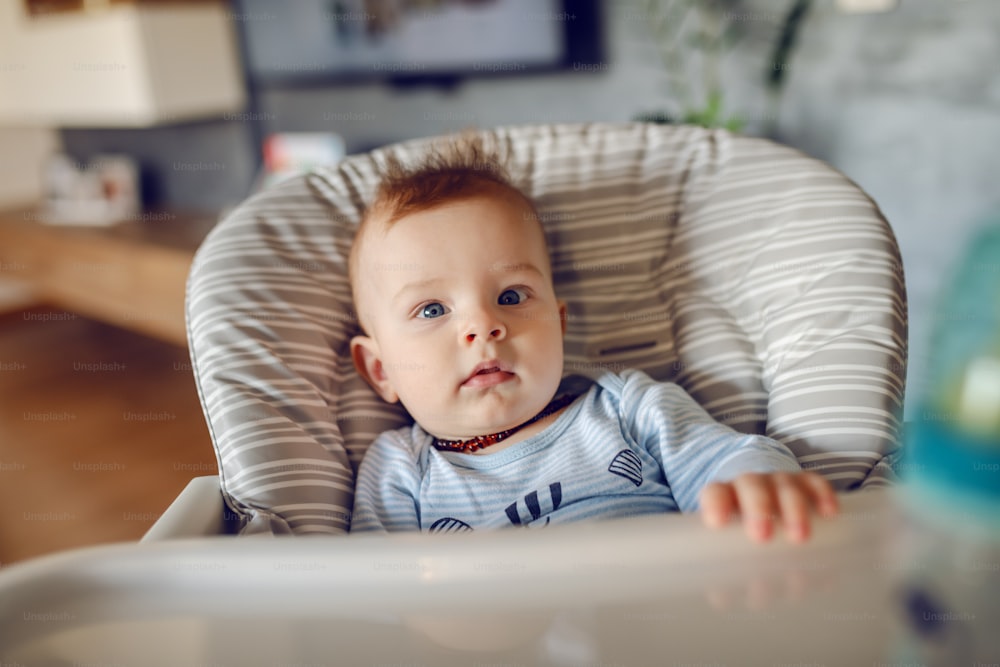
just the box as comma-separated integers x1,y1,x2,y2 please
613,368,801,512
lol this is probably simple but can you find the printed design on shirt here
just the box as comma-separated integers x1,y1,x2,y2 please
608,449,643,487
505,482,562,527
428,517,473,533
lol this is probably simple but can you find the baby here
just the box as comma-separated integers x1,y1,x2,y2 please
348,136,838,542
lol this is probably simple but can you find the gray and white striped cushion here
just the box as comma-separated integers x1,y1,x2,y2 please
186,122,907,535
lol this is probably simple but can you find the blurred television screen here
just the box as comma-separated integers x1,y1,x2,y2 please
235,0,602,85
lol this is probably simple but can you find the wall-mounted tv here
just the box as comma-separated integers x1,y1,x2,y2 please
234,0,603,87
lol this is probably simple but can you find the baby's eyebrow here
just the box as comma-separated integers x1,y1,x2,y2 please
392,277,445,306
490,262,545,276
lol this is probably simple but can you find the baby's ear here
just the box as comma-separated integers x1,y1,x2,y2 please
350,335,399,403
558,300,568,336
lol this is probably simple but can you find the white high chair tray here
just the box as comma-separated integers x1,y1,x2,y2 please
1,491,903,666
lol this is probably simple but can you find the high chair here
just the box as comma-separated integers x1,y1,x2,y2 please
146,121,907,539
0,123,910,664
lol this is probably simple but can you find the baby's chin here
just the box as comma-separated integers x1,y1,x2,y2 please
424,413,536,441
438,405,562,441
415,389,561,440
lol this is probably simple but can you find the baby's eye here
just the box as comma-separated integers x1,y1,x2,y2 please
417,302,449,319
498,288,527,306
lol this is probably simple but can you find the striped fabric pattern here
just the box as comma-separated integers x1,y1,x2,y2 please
186,122,907,535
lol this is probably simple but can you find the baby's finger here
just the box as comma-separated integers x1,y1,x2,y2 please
798,471,839,517
699,482,737,529
730,474,777,543
772,473,810,543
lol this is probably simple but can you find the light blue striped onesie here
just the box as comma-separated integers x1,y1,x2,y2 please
350,368,801,533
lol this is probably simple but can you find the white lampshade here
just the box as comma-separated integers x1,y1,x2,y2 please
0,2,245,127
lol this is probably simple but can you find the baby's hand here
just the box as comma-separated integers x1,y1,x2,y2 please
698,472,838,543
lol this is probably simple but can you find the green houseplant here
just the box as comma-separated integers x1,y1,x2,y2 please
635,0,813,133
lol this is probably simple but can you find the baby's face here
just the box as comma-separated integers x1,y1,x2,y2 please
350,194,566,441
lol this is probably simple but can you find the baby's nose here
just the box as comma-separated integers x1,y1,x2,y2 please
463,309,507,342
465,327,504,343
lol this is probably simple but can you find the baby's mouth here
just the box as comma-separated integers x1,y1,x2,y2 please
462,360,515,388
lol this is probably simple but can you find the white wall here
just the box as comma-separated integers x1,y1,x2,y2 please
0,126,59,207
0,126,59,312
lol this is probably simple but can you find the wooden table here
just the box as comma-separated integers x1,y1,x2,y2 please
0,208,217,346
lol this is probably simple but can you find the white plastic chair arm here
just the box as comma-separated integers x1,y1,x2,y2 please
141,476,226,541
